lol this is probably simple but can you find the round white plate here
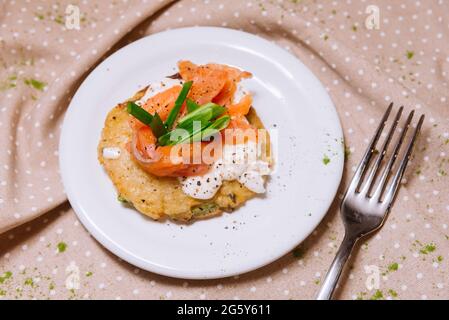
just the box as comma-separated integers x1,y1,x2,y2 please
59,27,344,279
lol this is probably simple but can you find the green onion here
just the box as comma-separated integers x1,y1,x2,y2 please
149,112,167,138
176,103,226,129
186,99,200,113
127,102,167,138
164,81,193,130
201,102,227,119
174,115,230,145
126,101,153,125
158,128,190,146
200,116,230,141
169,124,206,145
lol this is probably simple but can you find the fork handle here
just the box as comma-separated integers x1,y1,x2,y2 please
316,234,358,300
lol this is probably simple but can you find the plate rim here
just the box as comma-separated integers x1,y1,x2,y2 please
59,26,344,279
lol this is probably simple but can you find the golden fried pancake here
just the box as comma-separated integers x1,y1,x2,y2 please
98,89,270,221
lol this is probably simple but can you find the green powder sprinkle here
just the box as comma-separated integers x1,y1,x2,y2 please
420,243,436,254
24,78,46,91
388,289,398,298
406,51,414,60
24,278,34,286
57,242,67,253
388,262,399,272
370,290,384,300
0,271,12,284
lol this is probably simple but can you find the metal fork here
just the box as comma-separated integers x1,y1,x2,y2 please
316,103,425,300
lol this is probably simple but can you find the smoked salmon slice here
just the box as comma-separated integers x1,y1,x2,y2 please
129,85,182,130
130,61,257,177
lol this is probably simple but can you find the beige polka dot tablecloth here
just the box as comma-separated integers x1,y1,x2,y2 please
0,0,448,300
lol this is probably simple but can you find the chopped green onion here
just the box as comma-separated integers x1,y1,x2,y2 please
126,101,153,125
169,124,206,145
186,98,200,113
158,128,190,146
176,103,226,129
203,102,227,119
173,115,230,145
200,116,230,141
149,112,168,138
164,81,193,130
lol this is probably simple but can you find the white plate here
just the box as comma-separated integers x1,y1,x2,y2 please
59,27,344,279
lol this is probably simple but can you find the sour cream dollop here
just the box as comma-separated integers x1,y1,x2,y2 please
178,142,271,200
102,147,121,159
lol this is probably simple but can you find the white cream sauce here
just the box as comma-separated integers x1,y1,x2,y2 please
178,142,271,200
102,147,121,159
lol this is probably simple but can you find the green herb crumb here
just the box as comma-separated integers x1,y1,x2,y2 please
57,242,67,253
344,145,351,160
406,51,414,60
54,15,64,25
419,243,436,255
24,278,34,286
86,271,93,277
356,292,367,300
0,271,12,284
24,78,46,91
388,289,398,298
322,155,331,165
370,289,384,300
388,262,399,272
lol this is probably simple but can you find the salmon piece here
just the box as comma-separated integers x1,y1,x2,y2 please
227,94,252,116
133,127,210,177
178,60,227,105
178,61,252,106
207,63,252,83
223,114,258,144
129,85,182,130
207,64,251,106
213,80,236,106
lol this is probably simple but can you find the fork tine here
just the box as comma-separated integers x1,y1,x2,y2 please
371,110,415,200
380,114,424,206
346,103,393,194
360,106,403,196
